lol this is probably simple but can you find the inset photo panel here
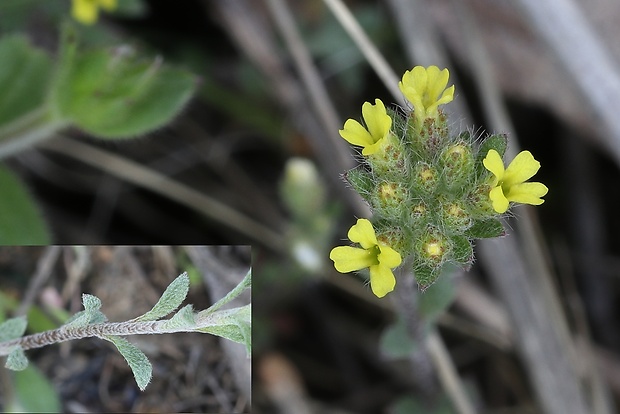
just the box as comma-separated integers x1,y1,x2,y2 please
0,245,251,413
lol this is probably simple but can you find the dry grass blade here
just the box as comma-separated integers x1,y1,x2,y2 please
514,0,620,166
210,0,368,216
479,237,589,414
39,136,285,252
322,0,403,104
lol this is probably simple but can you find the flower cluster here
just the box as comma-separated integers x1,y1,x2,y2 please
330,66,548,297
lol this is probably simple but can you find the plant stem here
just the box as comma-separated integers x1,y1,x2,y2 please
0,304,247,357
0,106,69,160
392,264,437,397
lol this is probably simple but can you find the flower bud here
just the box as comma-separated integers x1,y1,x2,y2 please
416,227,451,268
372,181,408,220
440,198,473,234
441,141,474,191
376,225,408,256
412,162,438,194
367,133,408,179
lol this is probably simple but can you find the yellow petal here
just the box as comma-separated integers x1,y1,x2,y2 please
435,85,455,107
339,119,374,148
330,246,377,273
489,185,509,213
347,218,378,249
425,66,451,106
369,265,396,297
506,182,548,205
362,99,391,141
482,149,505,185
503,151,541,187
99,0,117,11
378,245,402,268
72,0,98,25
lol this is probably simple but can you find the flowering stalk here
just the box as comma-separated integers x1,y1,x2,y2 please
331,66,548,296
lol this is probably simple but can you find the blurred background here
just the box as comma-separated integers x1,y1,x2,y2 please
0,245,251,412
2,0,620,412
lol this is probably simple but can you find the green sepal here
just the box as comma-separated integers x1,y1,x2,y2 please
413,263,441,291
466,218,505,239
450,235,474,267
5,347,28,371
49,26,197,139
104,335,152,391
479,133,507,157
343,166,374,204
0,165,51,244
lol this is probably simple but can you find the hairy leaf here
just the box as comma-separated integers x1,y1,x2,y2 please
5,347,28,371
205,269,251,315
105,336,152,391
0,316,27,342
161,304,196,330
50,29,197,139
134,272,189,322
64,293,107,328
198,304,251,356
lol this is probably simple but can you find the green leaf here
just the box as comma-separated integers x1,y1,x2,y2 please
5,347,28,371
105,335,152,391
418,267,456,321
0,36,51,127
466,218,505,239
0,316,27,341
64,293,107,328
198,304,251,356
160,304,196,330
11,364,61,413
205,269,251,315
0,164,51,244
27,305,62,333
379,315,418,359
134,272,190,322
50,29,197,139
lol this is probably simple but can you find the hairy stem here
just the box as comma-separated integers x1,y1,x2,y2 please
0,320,186,356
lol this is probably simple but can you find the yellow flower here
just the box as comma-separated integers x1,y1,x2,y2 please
339,99,392,156
330,218,402,298
483,149,549,213
398,66,454,125
71,0,117,25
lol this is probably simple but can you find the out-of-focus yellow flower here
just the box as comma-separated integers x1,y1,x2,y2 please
71,0,117,25
483,149,548,213
329,218,402,298
339,99,392,156
399,66,454,126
